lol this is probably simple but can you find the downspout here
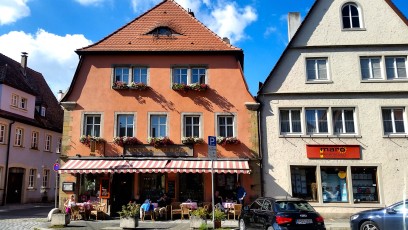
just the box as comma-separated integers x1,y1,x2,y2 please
257,103,265,196
2,120,15,206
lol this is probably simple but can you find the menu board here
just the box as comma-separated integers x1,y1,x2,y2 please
100,178,110,198
167,181,175,198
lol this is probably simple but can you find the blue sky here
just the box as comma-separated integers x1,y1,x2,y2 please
0,0,407,96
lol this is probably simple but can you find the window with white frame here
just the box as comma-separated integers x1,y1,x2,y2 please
0,124,5,144
184,115,201,137
57,138,61,153
117,114,134,137
280,109,302,134
31,131,39,149
11,94,19,107
172,67,207,84
332,108,356,134
360,57,382,80
41,106,46,117
42,169,50,188
28,168,36,188
385,57,407,79
382,108,406,134
20,97,27,110
84,114,101,136
45,134,52,151
306,109,328,134
114,66,148,85
306,58,328,81
150,115,167,137
341,3,362,29
14,128,24,146
217,115,234,137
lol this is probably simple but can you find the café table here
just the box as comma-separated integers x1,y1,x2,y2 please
76,202,93,220
222,202,236,209
181,202,198,210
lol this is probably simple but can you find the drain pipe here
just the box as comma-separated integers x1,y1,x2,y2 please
257,103,265,196
2,120,15,206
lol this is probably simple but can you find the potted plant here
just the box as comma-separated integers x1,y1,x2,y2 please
113,136,141,147
147,136,173,147
172,83,190,91
216,136,240,146
79,135,105,147
112,81,129,89
189,83,208,91
211,208,226,229
118,202,140,229
129,82,148,90
181,136,204,145
190,207,208,229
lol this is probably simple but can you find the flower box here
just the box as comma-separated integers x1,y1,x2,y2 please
181,137,204,145
112,81,129,89
216,136,240,146
79,135,105,147
172,83,190,91
147,137,173,147
112,81,149,90
113,136,141,147
172,83,208,92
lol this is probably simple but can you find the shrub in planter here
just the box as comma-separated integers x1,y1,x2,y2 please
211,208,226,229
190,207,208,229
118,203,141,229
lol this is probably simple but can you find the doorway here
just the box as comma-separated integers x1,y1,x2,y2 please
110,173,134,216
7,167,25,204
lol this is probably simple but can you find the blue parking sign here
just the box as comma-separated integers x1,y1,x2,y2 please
208,136,216,146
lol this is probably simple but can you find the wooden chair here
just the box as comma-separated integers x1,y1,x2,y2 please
202,202,212,213
90,203,106,220
227,204,242,220
141,209,155,221
170,202,182,220
180,204,191,220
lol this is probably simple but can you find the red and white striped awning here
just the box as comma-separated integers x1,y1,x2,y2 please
59,160,168,174
59,159,250,174
164,160,250,174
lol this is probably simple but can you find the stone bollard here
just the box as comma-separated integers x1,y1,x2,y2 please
51,213,70,226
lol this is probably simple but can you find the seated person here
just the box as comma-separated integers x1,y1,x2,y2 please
140,199,154,219
154,193,170,219
64,195,76,214
214,191,225,212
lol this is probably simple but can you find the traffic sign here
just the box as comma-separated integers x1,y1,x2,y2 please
208,136,217,159
53,163,60,172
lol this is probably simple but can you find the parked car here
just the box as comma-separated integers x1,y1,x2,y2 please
350,199,408,230
239,196,326,230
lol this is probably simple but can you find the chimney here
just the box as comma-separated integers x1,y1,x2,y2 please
222,37,230,44
21,52,28,75
57,90,64,101
188,9,195,17
287,12,301,42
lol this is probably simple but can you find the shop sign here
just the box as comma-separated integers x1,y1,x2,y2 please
124,144,193,157
306,145,361,159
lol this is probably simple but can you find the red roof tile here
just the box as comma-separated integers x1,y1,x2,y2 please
78,0,240,52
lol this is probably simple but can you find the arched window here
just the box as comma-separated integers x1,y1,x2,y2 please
341,3,361,29
147,26,180,36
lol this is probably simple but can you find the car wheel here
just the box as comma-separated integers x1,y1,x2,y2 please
360,221,380,230
239,219,247,230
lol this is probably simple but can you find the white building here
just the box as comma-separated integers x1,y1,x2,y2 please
258,0,408,217
0,53,63,204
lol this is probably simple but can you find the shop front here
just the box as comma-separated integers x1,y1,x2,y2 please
288,145,382,213
59,157,251,216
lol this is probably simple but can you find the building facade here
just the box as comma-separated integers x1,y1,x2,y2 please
258,0,408,217
59,0,260,216
0,53,63,205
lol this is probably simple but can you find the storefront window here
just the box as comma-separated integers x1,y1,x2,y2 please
351,167,379,203
290,166,317,201
140,173,165,202
179,173,203,202
78,174,100,202
215,174,237,201
321,166,348,203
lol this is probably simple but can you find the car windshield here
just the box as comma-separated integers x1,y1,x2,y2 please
275,201,315,212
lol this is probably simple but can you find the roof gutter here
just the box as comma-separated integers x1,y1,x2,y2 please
2,120,15,206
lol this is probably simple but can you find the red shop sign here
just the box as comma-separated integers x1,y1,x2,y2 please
306,145,361,159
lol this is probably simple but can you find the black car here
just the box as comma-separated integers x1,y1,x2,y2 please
239,196,326,230
350,200,408,230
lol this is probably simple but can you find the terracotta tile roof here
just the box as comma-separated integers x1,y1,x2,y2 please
77,0,241,52
0,53,63,132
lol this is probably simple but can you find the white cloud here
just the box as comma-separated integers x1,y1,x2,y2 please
74,0,105,6
0,0,30,25
0,29,92,94
131,0,161,14
264,26,277,38
208,3,257,43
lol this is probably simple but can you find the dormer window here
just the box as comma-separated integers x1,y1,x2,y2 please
341,3,362,29
147,26,180,36
41,106,46,117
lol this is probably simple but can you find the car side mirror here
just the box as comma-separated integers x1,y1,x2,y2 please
386,208,397,214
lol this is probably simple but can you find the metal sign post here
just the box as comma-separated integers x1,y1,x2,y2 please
53,161,60,209
208,136,217,226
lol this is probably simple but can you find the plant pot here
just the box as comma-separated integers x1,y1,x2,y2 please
190,215,207,229
120,217,138,229
214,220,221,229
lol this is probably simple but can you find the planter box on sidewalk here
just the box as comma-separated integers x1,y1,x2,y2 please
51,213,70,226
